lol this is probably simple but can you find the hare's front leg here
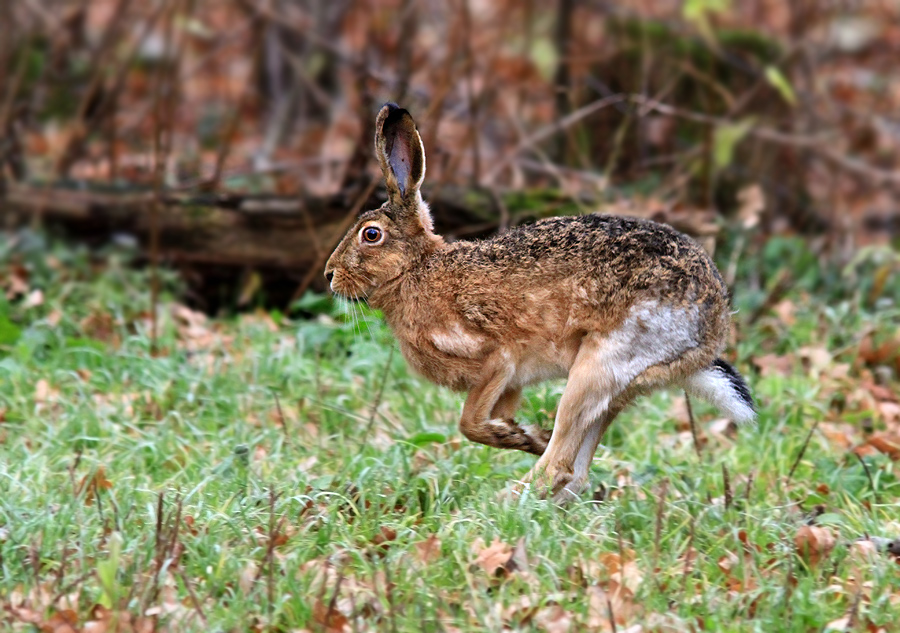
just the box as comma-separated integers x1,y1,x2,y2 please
458,359,551,456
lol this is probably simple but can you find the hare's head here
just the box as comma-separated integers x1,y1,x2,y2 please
325,103,441,299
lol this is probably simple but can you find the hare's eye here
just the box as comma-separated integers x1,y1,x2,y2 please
362,227,382,243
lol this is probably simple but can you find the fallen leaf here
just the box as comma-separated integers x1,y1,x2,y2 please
820,422,858,450
795,525,836,567
533,604,571,633
587,581,637,631
824,616,850,631
771,299,796,326
239,560,258,595
78,466,113,506
878,400,900,424
415,534,441,565
799,346,832,375
22,289,44,309
752,354,794,377
853,432,900,460
371,526,397,553
473,538,515,577
42,610,79,633
312,599,349,632
737,184,765,229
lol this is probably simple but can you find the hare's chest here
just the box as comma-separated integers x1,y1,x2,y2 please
393,322,490,391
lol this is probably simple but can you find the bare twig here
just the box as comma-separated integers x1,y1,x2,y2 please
786,420,820,485
486,94,628,182
652,478,669,572
685,393,702,458
606,597,618,633
854,453,878,504
177,566,208,624
274,392,290,448
722,463,732,511
744,470,755,504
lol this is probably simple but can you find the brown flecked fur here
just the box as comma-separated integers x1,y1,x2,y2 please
325,104,753,503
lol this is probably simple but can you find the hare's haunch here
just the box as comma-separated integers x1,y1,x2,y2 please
325,103,755,503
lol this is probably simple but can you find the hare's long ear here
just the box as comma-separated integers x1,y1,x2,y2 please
375,104,433,229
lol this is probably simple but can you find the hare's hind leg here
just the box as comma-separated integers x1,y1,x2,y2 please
519,304,705,502
517,336,629,500
458,358,551,456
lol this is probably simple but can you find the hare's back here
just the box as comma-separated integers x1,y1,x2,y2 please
462,214,725,300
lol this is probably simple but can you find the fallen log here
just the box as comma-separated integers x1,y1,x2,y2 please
0,181,718,311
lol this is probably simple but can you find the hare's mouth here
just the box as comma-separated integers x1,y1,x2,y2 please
329,273,372,301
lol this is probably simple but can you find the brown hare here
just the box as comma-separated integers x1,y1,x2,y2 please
325,103,755,502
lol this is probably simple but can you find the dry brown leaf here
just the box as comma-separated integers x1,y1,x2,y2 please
78,466,113,506
824,617,850,631
669,397,691,429
42,610,79,633
587,581,637,631
83,605,136,633
4,266,29,299
795,525,836,567
752,354,794,378
708,418,738,442
312,599,349,633
772,299,796,326
414,534,442,565
820,422,859,450
473,537,514,577
34,379,59,403
877,401,900,424
853,432,900,460
239,560,258,595
799,346,833,375
22,289,44,309
79,312,119,346
717,551,740,574
533,605,572,633
371,526,397,553
737,183,765,229
867,382,898,403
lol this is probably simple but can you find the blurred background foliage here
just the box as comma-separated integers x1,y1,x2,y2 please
0,0,899,308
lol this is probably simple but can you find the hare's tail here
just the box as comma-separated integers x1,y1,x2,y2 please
683,358,756,425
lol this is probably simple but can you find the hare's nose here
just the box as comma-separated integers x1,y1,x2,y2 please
325,271,334,283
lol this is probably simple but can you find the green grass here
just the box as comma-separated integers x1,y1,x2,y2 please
1,231,899,632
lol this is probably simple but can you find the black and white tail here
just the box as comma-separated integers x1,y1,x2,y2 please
683,358,756,425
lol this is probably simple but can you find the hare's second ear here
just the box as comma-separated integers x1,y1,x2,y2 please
375,103,425,201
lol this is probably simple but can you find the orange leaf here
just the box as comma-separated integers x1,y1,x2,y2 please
795,525,836,567
473,537,514,577
312,599,349,632
853,432,900,460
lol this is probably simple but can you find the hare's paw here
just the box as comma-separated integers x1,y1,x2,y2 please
520,459,578,502
486,419,550,456
550,477,590,505
521,424,552,456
